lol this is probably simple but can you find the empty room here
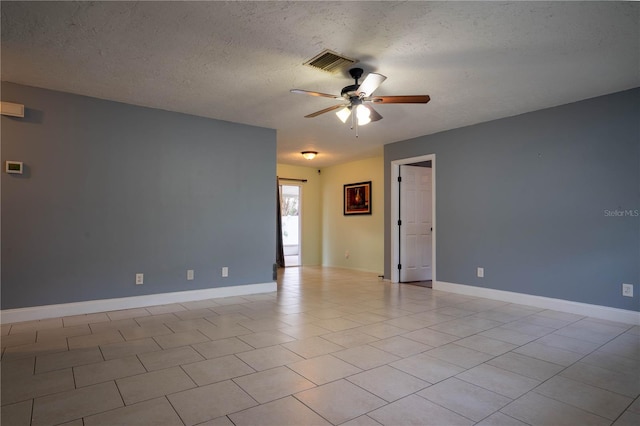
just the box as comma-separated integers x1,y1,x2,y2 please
1,2,638,425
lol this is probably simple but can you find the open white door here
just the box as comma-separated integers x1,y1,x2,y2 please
399,165,432,282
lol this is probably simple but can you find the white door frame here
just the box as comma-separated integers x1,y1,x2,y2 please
280,183,303,266
390,154,436,284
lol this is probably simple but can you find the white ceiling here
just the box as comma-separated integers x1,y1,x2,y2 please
2,1,638,167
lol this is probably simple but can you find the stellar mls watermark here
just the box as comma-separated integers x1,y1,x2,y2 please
604,209,639,217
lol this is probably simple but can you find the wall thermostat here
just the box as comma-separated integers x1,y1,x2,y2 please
5,161,23,174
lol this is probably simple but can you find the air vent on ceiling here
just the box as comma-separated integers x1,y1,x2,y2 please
303,49,357,73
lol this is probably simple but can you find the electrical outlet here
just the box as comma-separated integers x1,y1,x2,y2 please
477,267,484,278
622,283,633,297
135,273,144,285
187,269,194,281
222,267,229,277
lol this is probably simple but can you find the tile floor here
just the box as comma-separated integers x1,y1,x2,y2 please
1,267,639,425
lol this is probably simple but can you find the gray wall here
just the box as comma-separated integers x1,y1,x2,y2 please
385,88,639,311
1,82,276,309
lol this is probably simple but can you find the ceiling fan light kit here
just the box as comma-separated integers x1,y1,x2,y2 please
291,67,430,137
301,151,318,160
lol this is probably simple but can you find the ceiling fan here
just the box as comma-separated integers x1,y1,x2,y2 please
291,67,430,136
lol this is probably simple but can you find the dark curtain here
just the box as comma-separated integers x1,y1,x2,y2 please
275,177,285,268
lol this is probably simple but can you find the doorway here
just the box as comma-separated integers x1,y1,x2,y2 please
280,184,302,266
390,154,436,285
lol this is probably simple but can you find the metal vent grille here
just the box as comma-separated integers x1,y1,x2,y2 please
304,49,357,73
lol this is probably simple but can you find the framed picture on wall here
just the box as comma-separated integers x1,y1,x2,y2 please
344,181,372,215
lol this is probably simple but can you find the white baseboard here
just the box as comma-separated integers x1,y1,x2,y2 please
1,282,277,324
433,281,639,325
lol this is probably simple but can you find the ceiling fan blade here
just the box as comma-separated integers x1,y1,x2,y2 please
304,104,345,118
290,89,339,99
366,105,383,122
356,73,387,97
370,95,431,104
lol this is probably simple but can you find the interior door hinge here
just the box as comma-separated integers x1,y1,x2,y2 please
397,264,402,270
397,220,402,226
397,176,402,182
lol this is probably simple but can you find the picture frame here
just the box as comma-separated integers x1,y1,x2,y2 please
344,181,372,215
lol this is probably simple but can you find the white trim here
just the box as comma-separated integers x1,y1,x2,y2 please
1,282,277,324
390,154,436,284
434,280,640,325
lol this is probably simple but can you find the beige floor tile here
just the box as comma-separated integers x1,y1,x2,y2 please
192,337,254,359
347,365,429,402
193,416,235,426
168,380,258,426
403,328,459,347
487,352,564,381
198,324,252,341
138,346,205,371
1,368,74,405
390,353,464,384
456,364,540,398
237,331,296,348
134,313,182,326
0,400,32,426
3,338,68,360
368,394,473,426
501,392,610,426
36,325,91,342
1,323,12,336
233,366,315,403
89,319,139,333
628,396,640,413
429,318,502,338
236,345,304,371
478,327,539,346
554,320,628,345
560,362,640,398
106,308,151,321
369,336,431,358
500,321,556,338
288,354,362,385
229,396,330,426
534,332,601,355
581,349,640,376
295,379,386,425
313,317,363,332
475,412,529,426
173,308,216,320
418,377,512,421
333,345,399,370
512,341,583,366
383,316,430,331
344,312,389,325
1,331,36,349
74,356,146,388
322,329,379,348
164,318,213,333
68,330,123,350
277,323,331,339
182,354,255,385
31,381,123,426
1,356,36,378
100,337,161,360
153,330,209,349
35,347,103,373
614,411,640,426
9,318,63,334
454,335,518,356
281,336,344,358
119,323,173,340
146,303,187,315
356,323,407,339
62,313,110,327
598,333,640,360
116,366,196,405
534,375,633,420
425,343,494,369
237,319,289,332
84,397,183,426
340,415,383,426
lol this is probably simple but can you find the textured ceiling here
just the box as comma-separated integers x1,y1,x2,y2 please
2,1,638,167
